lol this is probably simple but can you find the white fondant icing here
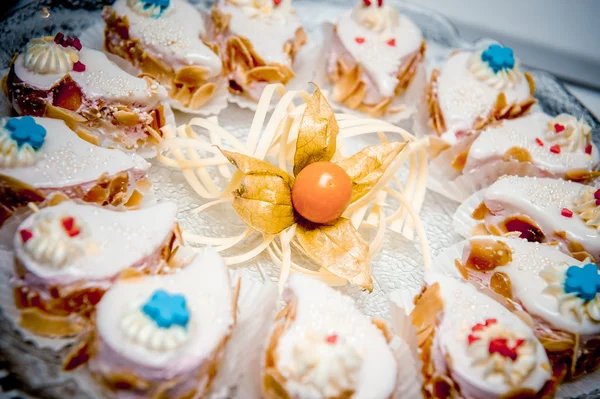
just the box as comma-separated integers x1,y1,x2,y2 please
541,264,600,323
112,0,222,77
436,51,531,144
464,113,599,175
545,113,592,153
454,236,600,335
14,46,167,106
275,275,397,399
482,176,600,260
96,248,233,373
217,0,303,66
0,124,37,168
573,185,600,230
467,50,523,91
23,37,78,75
23,213,91,268
352,1,399,33
424,272,551,398
13,201,177,283
335,8,422,99
0,118,149,189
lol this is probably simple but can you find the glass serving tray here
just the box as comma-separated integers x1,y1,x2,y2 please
0,1,598,398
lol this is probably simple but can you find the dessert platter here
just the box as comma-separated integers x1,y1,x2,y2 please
0,0,599,398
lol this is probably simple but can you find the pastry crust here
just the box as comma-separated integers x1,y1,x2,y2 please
212,6,307,99
103,9,221,111
330,38,426,117
4,64,167,150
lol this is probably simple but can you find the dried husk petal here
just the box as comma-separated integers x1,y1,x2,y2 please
427,68,446,136
113,109,141,126
293,86,339,175
296,218,372,291
44,103,87,130
337,141,407,203
174,66,211,87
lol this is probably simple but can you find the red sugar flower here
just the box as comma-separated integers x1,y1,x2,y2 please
20,229,33,243
561,208,573,218
535,138,544,147
355,37,365,44
554,123,565,133
273,0,282,6
387,38,396,47
326,334,338,344
61,217,81,237
363,0,372,5
550,144,561,154
585,144,593,155
73,61,86,72
377,0,384,6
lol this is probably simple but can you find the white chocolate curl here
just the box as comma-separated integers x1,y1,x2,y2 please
23,36,78,75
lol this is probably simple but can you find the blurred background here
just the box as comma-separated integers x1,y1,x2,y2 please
2,0,599,116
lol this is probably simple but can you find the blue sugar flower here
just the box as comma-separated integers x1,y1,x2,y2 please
564,264,600,301
140,0,170,17
142,289,190,329
481,44,516,74
5,116,46,151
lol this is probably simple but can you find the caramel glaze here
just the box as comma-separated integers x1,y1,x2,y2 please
461,238,513,272
501,215,545,243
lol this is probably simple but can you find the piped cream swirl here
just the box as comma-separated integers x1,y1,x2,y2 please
285,332,362,397
541,263,600,322
467,50,523,90
121,304,190,351
23,214,90,268
351,1,399,33
23,37,78,75
545,114,592,153
0,128,36,168
573,185,600,231
227,0,294,21
466,322,537,386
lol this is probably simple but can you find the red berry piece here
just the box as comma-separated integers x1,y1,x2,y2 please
20,229,33,243
73,61,86,72
377,0,384,6
594,189,600,200
71,37,82,51
61,216,81,237
54,32,64,45
467,334,479,345
65,37,74,47
355,37,365,44
386,38,396,47
585,144,592,155
363,0,372,5
550,144,561,154
554,123,565,133
326,334,338,344
535,138,544,147
561,208,573,218
273,0,282,6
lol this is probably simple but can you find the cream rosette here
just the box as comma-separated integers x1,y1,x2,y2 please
545,114,593,153
573,185,600,230
157,84,430,291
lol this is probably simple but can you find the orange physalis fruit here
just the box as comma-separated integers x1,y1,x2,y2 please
292,161,352,224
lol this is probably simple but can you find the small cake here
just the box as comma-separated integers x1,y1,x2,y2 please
3,33,171,151
262,274,398,399
103,0,224,113
429,112,600,202
211,0,307,102
325,0,426,117
458,176,600,262
64,248,236,398
12,201,180,337
0,117,151,227
426,44,536,144
410,272,555,398
435,235,600,380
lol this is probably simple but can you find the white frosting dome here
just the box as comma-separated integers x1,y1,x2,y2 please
21,213,92,268
351,0,399,33
23,36,78,75
573,185,600,230
227,0,294,21
545,113,593,153
467,49,523,91
285,332,362,398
